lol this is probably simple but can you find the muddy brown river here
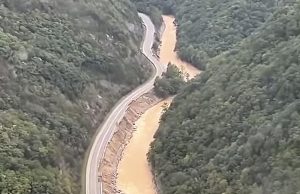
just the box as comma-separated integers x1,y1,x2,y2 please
160,16,200,78
116,15,200,194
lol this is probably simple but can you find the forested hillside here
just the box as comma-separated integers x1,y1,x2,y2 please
133,0,279,69
0,0,150,193
149,3,300,194
154,63,185,98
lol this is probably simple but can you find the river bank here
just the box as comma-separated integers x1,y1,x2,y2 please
117,98,172,194
99,92,161,194
98,14,201,194
160,16,200,79
115,15,201,194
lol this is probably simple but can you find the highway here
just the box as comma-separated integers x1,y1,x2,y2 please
85,13,164,194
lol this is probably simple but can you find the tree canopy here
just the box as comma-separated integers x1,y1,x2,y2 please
0,0,150,193
154,63,185,98
133,0,280,70
149,2,300,194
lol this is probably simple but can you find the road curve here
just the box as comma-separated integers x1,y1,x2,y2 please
85,13,164,194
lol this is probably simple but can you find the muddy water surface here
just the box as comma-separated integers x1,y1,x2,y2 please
116,15,200,194
117,99,172,194
160,15,201,78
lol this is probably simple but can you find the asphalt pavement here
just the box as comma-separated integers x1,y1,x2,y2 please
85,13,164,194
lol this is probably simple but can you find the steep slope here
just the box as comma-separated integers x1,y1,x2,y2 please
0,0,151,193
133,0,278,69
149,4,300,194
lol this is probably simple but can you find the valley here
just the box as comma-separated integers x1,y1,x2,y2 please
116,14,200,194
1,1,300,194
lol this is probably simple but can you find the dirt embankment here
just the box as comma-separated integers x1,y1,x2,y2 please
99,14,201,194
152,21,165,58
99,91,161,194
117,98,172,194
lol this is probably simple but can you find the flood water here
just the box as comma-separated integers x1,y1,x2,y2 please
117,99,171,194
116,15,200,194
160,16,201,78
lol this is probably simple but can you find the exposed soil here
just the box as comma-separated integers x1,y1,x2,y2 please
99,91,161,194
116,98,172,194
99,14,201,194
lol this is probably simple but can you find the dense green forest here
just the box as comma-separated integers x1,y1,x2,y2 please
0,0,151,193
149,2,300,194
133,0,280,70
154,63,185,98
